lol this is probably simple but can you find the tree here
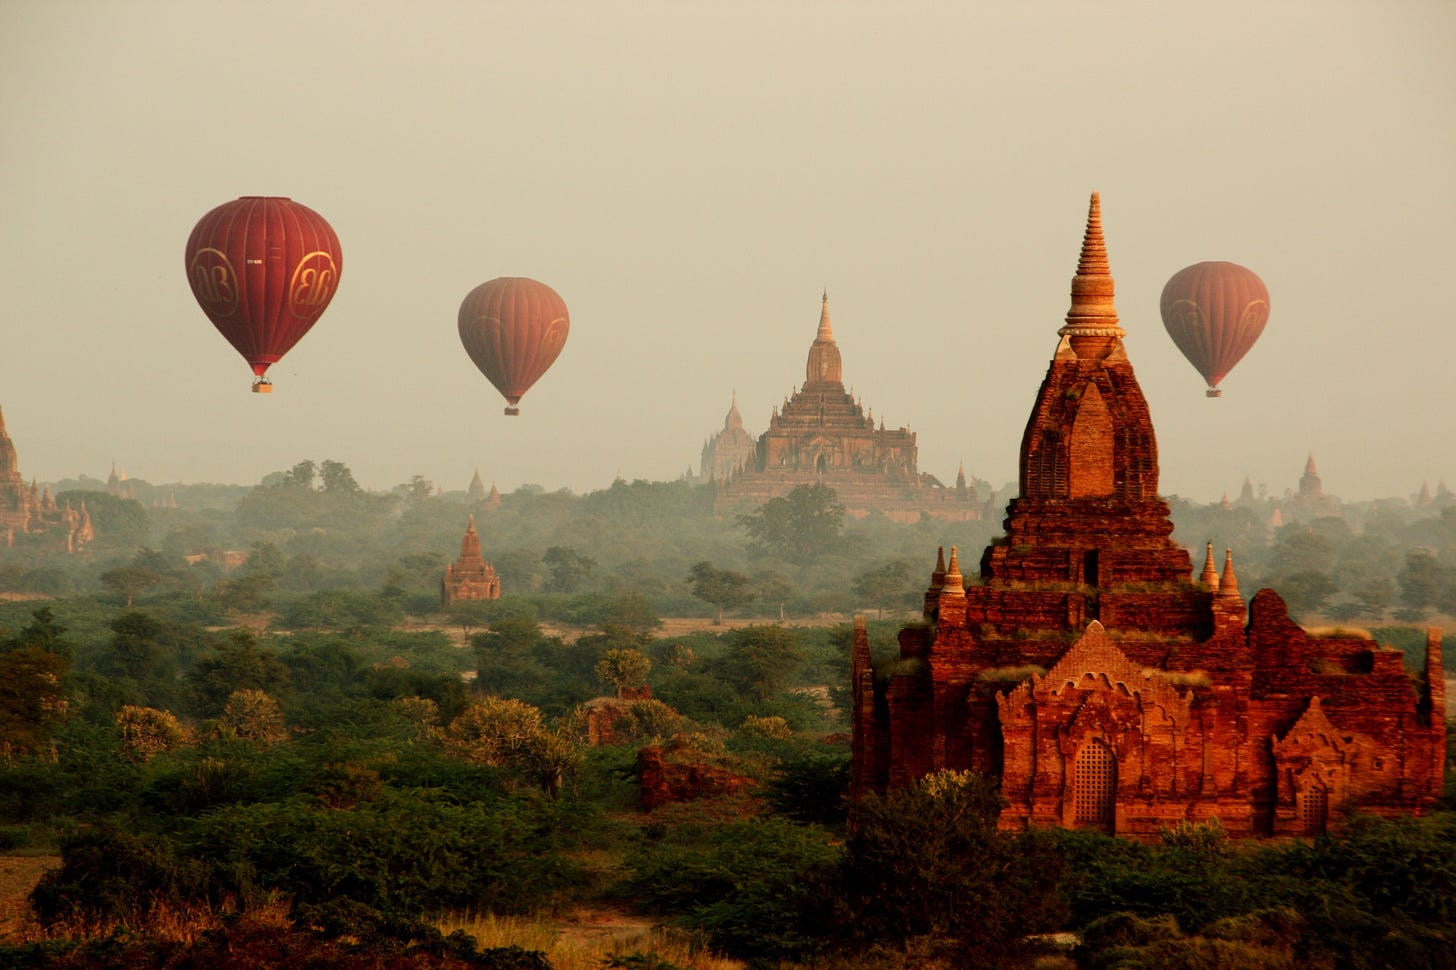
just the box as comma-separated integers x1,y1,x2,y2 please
448,599,495,639
189,631,291,715
211,572,275,615
687,561,756,624
444,697,582,796
1398,550,1446,613
595,648,652,697
755,571,795,621
0,622,71,759
737,484,845,563
844,770,1066,966
722,625,802,702
282,459,318,489
852,559,916,619
319,459,362,495
542,546,596,593
216,689,288,745
99,564,162,607
116,705,190,762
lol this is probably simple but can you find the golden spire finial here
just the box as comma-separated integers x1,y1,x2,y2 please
1200,541,1220,591
816,290,834,342
467,513,477,532
1058,192,1125,346
1219,548,1240,597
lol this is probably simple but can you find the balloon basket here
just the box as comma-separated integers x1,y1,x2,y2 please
252,379,273,394
504,406,520,416
1205,388,1222,398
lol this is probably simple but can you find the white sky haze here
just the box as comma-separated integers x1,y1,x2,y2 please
2,1,1453,502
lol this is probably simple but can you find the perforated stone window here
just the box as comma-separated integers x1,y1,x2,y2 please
1302,785,1329,835
1074,738,1117,833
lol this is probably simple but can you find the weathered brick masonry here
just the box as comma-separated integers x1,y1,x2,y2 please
850,194,1447,838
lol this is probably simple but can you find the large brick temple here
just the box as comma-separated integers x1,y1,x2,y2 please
0,406,93,552
706,294,981,522
850,194,1447,839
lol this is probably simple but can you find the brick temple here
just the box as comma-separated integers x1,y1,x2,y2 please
0,406,93,552
440,514,500,606
850,194,1447,839
706,293,981,522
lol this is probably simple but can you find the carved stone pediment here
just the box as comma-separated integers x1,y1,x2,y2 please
997,621,1193,728
1273,695,1351,761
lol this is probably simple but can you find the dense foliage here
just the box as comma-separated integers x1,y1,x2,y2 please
0,461,1453,968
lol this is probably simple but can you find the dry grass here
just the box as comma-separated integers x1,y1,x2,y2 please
0,854,59,943
438,909,746,970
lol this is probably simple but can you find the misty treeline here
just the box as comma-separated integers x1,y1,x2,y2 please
6,460,1456,648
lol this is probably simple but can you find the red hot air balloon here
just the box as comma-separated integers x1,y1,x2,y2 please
458,277,570,416
185,197,342,393
1159,261,1269,398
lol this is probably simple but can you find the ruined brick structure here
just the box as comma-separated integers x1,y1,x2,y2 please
0,406,93,553
440,514,501,606
850,195,1447,838
710,293,981,522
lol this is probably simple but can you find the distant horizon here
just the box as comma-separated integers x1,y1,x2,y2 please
20,436,1443,510
5,2,1452,506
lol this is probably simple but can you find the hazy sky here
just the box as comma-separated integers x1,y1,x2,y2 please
3,1,1453,502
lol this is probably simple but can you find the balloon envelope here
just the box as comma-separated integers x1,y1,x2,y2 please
458,277,570,415
184,197,342,390
1159,261,1269,396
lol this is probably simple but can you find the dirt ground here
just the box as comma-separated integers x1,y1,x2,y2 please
0,855,58,942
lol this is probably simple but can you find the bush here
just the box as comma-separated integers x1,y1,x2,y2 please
843,770,1066,967
189,789,588,917
623,816,841,959
30,824,212,929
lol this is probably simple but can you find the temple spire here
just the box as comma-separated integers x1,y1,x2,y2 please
1219,548,1240,598
806,291,843,384
942,546,964,592
1058,192,1125,354
1200,541,1221,591
725,390,743,430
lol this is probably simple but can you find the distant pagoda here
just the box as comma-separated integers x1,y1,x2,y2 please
709,293,979,523
440,514,501,605
0,406,93,552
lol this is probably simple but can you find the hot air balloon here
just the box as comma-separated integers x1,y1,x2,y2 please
458,277,570,416
1159,261,1269,397
184,197,342,393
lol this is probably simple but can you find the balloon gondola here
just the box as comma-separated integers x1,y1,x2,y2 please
1159,261,1269,397
184,196,342,392
458,277,570,416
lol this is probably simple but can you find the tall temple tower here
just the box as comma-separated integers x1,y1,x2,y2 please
709,294,978,522
850,195,1446,839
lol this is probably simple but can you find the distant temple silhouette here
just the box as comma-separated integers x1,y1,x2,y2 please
703,293,981,522
0,406,93,552
850,195,1446,839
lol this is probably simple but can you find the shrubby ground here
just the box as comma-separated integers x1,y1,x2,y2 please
0,469,1453,968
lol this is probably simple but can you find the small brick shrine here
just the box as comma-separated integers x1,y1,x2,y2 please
440,514,501,606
